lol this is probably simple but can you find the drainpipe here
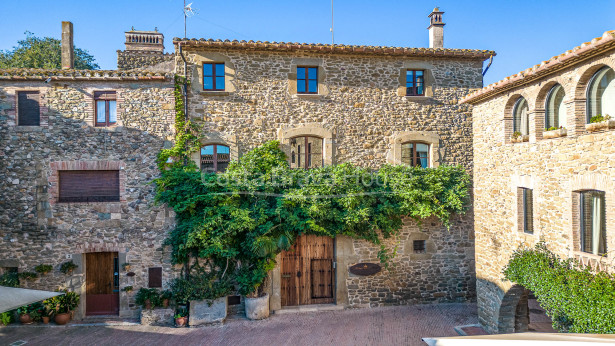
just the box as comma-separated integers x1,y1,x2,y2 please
482,54,494,77
178,42,189,167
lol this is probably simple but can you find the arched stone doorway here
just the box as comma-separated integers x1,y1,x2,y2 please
497,285,555,333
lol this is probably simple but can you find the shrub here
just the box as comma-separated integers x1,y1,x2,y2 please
503,243,615,333
135,288,161,309
18,272,38,280
0,272,19,287
44,290,80,314
60,261,78,274
590,114,611,124
546,126,558,131
170,269,233,305
0,311,12,326
34,264,53,274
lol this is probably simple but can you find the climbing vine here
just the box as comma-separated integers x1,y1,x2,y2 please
503,243,615,333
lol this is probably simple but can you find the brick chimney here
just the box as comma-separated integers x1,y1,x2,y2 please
428,7,445,49
124,28,164,53
61,21,74,69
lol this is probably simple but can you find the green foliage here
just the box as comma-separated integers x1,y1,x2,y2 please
44,290,80,314
161,290,173,300
34,264,53,274
135,288,162,309
546,126,558,131
174,307,188,318
590,114,611,124
60,261,78,274
156,139,470,298
18,271,38,280
512,131,522,139
0,311,12,326
170,269,233,305
0,31,99,70
18,302,44,320
121,286,133,292
503,243,615,333
0,272,19,287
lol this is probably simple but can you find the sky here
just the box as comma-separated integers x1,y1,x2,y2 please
0,0,614,85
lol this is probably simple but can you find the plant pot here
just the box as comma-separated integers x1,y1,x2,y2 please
245,293,270,320
510,134,529,143
175,317,187,327
123,265,131,271
543,128,567,139
54,313,71,325
163,299,169,308
19,314,33,325
42,316,50,324
586,119,615,132
145,299,152,310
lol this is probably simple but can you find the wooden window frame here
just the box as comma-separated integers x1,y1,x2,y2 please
297,66,318,94
518,187,534,234
94,91,117,127
17,90,41,126
290,136,324,169
201,144,230,173
58,170,120,203
579,190,607,255
203,62,225,91
401,141,430,168
406,70,425,96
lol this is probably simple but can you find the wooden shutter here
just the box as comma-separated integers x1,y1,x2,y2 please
59,170,120,203
148,267,162,288
17,91,40,126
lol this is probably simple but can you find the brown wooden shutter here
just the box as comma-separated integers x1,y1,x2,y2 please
525,189,533,233
59,170,120,203
148,267,162,288
17,91,40,126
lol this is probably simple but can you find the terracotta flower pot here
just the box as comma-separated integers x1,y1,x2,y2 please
145,299,152,310
175,317,187,327
42,316,50,324
19,314,33,324
54,313,71,325
163,299,169,308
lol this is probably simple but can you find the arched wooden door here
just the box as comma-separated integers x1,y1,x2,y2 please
280,235,335,306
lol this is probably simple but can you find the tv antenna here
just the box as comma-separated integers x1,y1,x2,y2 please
330,0,334,44
183,1,197,38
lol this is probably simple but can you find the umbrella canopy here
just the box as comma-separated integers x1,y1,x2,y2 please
423,333,615,345
0,286,63,313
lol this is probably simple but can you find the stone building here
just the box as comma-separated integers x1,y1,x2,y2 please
175,8,493,310
0,23,176,318
462,30,615,333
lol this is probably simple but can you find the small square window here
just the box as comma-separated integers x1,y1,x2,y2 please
413,240,426,254
94,91,117,127
203,63,225,91
297,66,318,94
17,91,41,126
406,70,425,96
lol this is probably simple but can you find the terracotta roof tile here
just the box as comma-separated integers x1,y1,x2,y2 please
461,30,615,104
0,68,171,81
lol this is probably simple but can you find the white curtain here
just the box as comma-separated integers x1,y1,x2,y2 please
592,195,601,255
521,106,529,135
96,100,106,123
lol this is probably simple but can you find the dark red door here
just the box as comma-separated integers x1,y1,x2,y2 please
86,252,119,315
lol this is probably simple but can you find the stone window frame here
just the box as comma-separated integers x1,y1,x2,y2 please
404,231,435,260
7,87,50,131
190,52,237,96
190,134,239,169
288,58,329,99
48,161,127,206
388,131,440,167
397,61,435,99
278,124,334,166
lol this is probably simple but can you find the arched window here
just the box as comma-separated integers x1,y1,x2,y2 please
401,142,430,168
587,67,615,123
513,97,529,135
201,144,230,172
545,84,566,129
290,136,323,169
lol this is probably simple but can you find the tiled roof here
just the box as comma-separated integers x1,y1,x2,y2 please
0,68,171,81
173,38,495,59
461,30,615,104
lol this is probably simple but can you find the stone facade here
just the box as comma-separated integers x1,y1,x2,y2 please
463,31,615,333
117,50,175,71
0,73,176,318
176,39,491,309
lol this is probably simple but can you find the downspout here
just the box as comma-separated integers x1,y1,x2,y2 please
178,41,189,167
482,54,494,77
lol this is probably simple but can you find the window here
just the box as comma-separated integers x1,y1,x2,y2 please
203,63,225,91
587,67,615,123
148,267,162,288
94,91,117,127
17,91,40,126
413,240,426,254
401,142,429,168
579,190,606,255
513,97,529,135
58,170,120,203
290,136,323,169
545,84,566,129
517,188,533,234
406,70,425,96
201,144,230,172
297,66,318,94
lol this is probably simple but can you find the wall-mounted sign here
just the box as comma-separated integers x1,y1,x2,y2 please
349,263,381,276
126,272,136,277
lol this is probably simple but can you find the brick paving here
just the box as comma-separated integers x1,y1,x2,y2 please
0,303,478,346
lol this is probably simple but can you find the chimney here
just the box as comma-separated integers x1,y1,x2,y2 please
428,7,445,49
124,28,164,53
61,21,74,69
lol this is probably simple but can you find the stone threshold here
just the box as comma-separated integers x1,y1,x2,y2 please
274,304,344,314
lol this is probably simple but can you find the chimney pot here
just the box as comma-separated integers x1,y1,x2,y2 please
61,21,74,69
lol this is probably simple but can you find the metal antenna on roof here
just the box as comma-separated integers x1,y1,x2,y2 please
183,1,197,38
330,0,335,45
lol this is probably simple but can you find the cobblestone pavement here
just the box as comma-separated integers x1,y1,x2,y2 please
0,303,478,346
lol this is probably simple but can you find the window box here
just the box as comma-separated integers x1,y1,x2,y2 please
585,119,615,132
543,127,567,139
510,134,529,143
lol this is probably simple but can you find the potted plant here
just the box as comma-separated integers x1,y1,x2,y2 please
174,308,188,327
237,262,272,320
60,261,78,275
135,288,160,310
161,290,172,308
586,114,614,132
18,271,38,281
510,131,528,143
122,263,131,272
543,126,567,139
35,264,53,275
17,305,34,324
49,290,80,325
121,285,133,293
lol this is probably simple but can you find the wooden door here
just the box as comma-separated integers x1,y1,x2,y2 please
86,252,119,316
281,235,334,306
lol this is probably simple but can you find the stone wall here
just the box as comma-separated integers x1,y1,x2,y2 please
179,46,484,307
0,79,176,318
117,50,174,70
469,49,615,333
